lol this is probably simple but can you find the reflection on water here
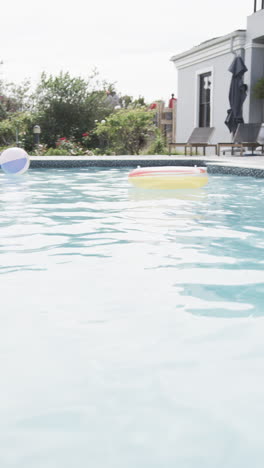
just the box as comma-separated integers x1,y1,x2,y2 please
128,187,208,201
1,168,264,468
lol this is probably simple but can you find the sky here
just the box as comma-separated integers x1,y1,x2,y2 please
0,0,256,104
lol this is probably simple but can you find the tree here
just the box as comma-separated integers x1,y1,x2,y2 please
94,107,155,155
0,79,34,149
33,71,115,147
119,94,147,109
0,79,32,120
0,112,34,147
0,71,151,152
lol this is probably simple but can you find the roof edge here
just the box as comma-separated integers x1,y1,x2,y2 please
170,29,246,63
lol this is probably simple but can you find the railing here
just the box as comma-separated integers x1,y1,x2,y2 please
254,0,264,12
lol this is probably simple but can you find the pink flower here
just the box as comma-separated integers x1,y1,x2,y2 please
82,132,89,137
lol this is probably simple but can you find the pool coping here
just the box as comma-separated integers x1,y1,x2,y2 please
29,155,264,178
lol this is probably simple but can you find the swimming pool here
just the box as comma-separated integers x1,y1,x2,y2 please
1,168,264,467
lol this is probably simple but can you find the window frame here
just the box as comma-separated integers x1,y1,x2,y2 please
194,67,214,128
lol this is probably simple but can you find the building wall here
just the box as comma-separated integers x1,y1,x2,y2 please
172,10,264,144
247,47,264,122
176,51,248,144
247,8,264,40
245,9,264,123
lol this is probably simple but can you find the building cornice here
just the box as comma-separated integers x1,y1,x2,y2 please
245,41,264,49
171,30,246,70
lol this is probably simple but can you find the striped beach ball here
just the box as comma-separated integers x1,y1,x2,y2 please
0,147,30,175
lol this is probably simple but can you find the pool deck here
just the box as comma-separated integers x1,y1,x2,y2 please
29,155,264,177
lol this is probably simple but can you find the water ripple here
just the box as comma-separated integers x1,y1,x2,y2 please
1,168,264,467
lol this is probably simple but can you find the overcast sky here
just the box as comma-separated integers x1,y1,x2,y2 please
0,0,255,103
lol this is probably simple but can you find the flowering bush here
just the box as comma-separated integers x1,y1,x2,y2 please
43,136,94,156
81,132,91,149
55,137,84,155
30,144,48,156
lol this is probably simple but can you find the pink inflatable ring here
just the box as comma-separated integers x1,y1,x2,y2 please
128,166,208,189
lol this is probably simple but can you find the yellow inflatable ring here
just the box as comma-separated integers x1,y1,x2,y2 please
128,166,208,189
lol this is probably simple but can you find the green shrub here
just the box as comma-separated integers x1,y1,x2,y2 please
169,150,184,155
92,148,103,155
45,147,69,156
253,78,264,100
252,78,264,121
145,130,167,154
0,145,15,153
94,107,155,155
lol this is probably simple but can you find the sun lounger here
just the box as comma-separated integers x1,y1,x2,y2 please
217,123,264,156
169,127,216,156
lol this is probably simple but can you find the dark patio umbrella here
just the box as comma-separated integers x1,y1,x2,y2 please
225,55,248,134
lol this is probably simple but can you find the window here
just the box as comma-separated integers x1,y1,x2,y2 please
199,72,211,128
254,0,264,12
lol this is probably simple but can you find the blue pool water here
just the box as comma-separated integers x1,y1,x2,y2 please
0,167,264,467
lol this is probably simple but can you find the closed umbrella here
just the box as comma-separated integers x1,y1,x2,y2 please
225,55,248,134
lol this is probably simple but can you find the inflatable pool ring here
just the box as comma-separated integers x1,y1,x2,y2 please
128,166,208,189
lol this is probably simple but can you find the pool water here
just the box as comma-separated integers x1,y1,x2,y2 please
0,168,264,467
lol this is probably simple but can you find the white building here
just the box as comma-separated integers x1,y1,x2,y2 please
170,2,264,144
